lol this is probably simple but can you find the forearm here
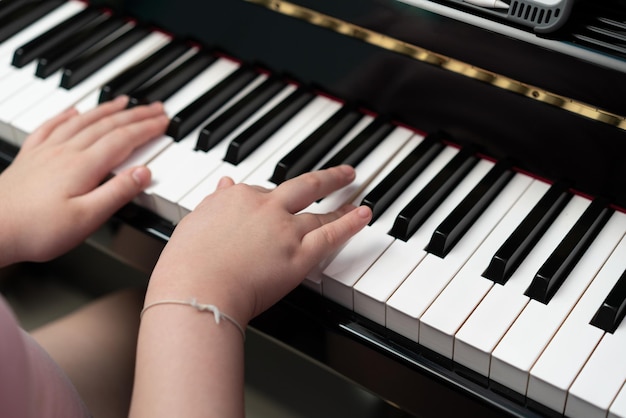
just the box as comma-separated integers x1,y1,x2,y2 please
130,277,247,418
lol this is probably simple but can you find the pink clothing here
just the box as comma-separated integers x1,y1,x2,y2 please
0,296,90,418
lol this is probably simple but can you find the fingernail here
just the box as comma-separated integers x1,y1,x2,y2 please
216,176,235,190
216,177,229,189
62,107,79,117
339,165,355,178
356,206,372,219
148,101,165,113
115,95,129,106
132,166,151,187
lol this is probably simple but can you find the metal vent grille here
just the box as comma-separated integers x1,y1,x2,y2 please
504,0,571,33
567,1,626,59
510,1,561,26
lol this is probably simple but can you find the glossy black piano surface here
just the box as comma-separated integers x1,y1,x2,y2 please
1,0,625,417
6,0,625,211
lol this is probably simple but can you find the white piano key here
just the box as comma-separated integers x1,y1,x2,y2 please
10,30,169,144
274,114,383,290
0,61,38,104
177,94,334,219
304,131,425,293
346,134,428,212
322,225,393,308
566,318,626,418
379,159,495,342
129,60,251,212
0,62,40,139
73,41,194,115
240,98,343,190
400,187,553,350
73,88,100,113
609,383,626,418
0,66,63,142
149,81,302,223
415,172,533,356
526,221,626,414
139,59,249,219
354,169,529,327
301,126,414,291
321,144,457,308
299,115,377,214
0,21,140,140
0,0,85,70
311,125,415,215
489,201,625,397
415,180,549,376
450,186,588,379
116,49,251,175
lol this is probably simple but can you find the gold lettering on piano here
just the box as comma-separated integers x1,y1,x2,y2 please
247,0,626,132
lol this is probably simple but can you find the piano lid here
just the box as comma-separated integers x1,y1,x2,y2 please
249,0,625,129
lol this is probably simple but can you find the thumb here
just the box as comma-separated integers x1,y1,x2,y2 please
81,166,152,219
302,205,372,263
216,176,235,190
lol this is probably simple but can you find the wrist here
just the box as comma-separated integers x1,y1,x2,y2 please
140,299,246,341
146,267,252,329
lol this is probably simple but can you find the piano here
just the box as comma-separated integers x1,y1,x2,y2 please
0,0,625,416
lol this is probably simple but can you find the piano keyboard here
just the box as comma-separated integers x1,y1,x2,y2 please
1,2,625,417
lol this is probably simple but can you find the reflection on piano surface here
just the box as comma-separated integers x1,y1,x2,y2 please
1,0,625,416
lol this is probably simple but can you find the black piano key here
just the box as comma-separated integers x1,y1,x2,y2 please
482,182,572,285
224,87,315,165
195,75,287,152
12,7,103,68
269,105,362,185
426,160,515,258
35,15,126,79
0,0,24,21
60,25,150,90
167,65,258,141
388,147,479,242
361,133,445,224
525,198,614,304
590,268,626,333
98,41,190,103
319,116,395,170
0,0,65,43
127,51,216,107
60,26,150,90
311,117,396,204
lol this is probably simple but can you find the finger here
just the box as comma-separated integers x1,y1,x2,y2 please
45,96,130,145
75,166,151,225
72,101,166,150
272,165,356,214
20,107,79,152
300,205,372,263
86,111,169,171
295,204,354,233
216,176,235,190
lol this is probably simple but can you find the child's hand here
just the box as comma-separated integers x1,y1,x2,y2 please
0,96,168,266
146,165,372,326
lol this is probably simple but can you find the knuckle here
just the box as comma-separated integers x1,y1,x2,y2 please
303,173,323,191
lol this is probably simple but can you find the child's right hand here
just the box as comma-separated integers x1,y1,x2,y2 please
145,165,372,327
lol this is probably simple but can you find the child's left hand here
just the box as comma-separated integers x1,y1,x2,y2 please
0,96,168,267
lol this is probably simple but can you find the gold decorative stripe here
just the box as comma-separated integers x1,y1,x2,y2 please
246,0,626,131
